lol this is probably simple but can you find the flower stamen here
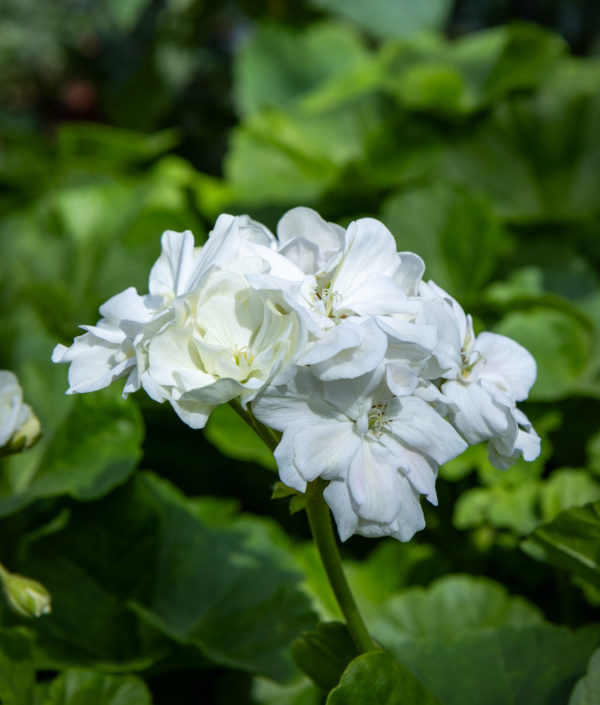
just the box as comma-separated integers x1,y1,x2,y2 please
367,403,389,437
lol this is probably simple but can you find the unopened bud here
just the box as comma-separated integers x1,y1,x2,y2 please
2,405,42,456
0,566,51,618
0,371,42,457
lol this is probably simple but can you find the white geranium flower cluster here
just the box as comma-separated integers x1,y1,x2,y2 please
53,208,540,542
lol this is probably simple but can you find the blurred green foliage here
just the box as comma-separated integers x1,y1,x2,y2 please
1,0,600,703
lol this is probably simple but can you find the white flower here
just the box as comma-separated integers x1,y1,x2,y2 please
0,371,41,454
420,282,540,468
253,368,467,541
276,206,345,275
52,217,277,398
51,287,166,395
142,261,305,429
249,211,422,381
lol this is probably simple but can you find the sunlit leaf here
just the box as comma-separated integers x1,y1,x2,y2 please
234,22,369,116
381,183,504,297
308,0,453,40
372,576,599,705
569,648,600,705
522,501,600,589
44,670,152,705
327,651,441,704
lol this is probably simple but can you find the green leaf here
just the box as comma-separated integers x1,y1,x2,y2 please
327,651,442,704
454,482,541,534
569,648,600,705
291,622,358,691
540,470,600,522
225,97,382,208
373,575,543,644
448,23,565,110
252,677,321,705
295,540,438,624
372,576,600,705
494,309,594,401
453,468,600,536
234,22,369,117
381,183,504,297
204,404,276,471
44,670,152,705
18,473,316,680
0,387,144,518
441,60,600,221
308,0,452,40
0,628,35,705
522,500,600,589
380,24,564,115
56,123,178,169
0,315,144,518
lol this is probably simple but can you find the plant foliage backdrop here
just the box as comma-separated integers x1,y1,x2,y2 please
0,0,600,703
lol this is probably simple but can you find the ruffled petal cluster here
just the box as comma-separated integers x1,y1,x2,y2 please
53,207,540,542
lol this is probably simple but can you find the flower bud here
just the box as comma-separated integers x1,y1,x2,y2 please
0,566,51,618
0,371,42,457
1,404,42,456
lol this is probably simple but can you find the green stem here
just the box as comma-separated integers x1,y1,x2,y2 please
305,480,377,654
228,399,280,452
229,402,376,652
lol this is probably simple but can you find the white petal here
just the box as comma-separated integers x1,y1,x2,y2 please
252,372,343,432
99,286,159,324
379,318,437,359
167,397,212,430
321,367,384,419
387,395,468,464
52,333,134,394
273,429,307,492
379,434,438,502
395,252,425,296
0,371,23,446
149,230,197,298
279,239,320,275
417,297,462,377
299,323,361,366
147,327,212,391
177,376,244,408
475,332,537,401
293,421,359,482
277,207,344,255
443,380,509,445
236,214,276,247
385,362,419,397
323,480,359,542
338,274,417,317
488,408,541,469
379,476,426,542
324,472,426,542
333,218,399,296
347,442,404,523
310,319,387,381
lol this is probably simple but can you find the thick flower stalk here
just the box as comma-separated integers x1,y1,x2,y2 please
53,207,541,545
